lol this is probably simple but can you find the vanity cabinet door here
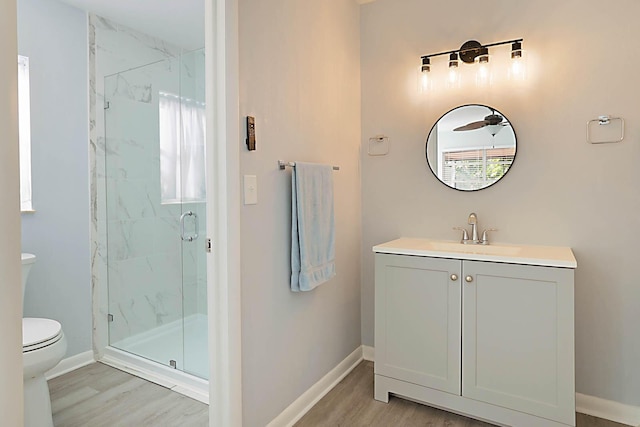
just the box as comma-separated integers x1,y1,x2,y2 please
461,261,575,425
375,254,462,395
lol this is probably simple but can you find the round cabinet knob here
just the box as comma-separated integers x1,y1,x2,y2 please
450,274,458,281
465,275,474,283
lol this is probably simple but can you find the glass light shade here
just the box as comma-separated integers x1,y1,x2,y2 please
484,124,504,137
475,55,492,88
447,65,460,88
418,68,432,93
508,50,527,81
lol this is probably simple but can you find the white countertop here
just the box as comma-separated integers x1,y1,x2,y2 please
373,238,577,269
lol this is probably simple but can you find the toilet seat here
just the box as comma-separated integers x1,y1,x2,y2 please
23,318,63,353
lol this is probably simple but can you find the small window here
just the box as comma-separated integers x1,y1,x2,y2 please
159,91,206,204
18,55,33,212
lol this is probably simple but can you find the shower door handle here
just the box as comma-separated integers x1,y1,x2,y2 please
180,211,199,242
192,212,199,241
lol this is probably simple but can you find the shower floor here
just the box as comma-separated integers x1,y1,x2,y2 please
110,313,209,380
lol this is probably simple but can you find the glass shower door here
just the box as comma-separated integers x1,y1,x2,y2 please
104,51,208,379
178,49,209,379
105,57,186,371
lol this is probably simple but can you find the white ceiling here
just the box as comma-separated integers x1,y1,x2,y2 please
59,0,204,50
438,105,495,132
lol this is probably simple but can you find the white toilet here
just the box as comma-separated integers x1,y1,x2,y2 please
22,253,67,427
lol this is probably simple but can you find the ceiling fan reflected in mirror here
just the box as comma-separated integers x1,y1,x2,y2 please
454,109,509,137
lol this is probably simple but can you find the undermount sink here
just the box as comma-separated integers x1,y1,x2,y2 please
373,238,577,268
426,241,522,256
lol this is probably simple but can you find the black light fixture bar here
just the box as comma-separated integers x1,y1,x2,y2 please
421,38,523,61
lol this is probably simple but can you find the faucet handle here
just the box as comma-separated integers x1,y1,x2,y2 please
481,228,498,244
453,227,470,243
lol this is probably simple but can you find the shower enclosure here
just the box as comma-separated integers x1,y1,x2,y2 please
103,49,208,382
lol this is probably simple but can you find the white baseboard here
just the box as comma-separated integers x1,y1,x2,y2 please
46,350,95,380
577,393,640,426
362,345,374,361
267,346,364,427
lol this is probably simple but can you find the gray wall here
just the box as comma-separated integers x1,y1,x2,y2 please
18,0,91,357
239,0,362,425
360,0,640,407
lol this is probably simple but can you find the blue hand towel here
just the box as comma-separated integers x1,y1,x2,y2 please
291,162,336,291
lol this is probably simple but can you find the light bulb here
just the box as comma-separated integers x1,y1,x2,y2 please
509,52,527,81
418,58,432,93
447,53,460,88
509,41,527,82
477,65,489,85
419,70,432,93
475,52,492,88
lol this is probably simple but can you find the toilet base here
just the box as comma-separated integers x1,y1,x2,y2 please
22,331,66,427
24,375,54,427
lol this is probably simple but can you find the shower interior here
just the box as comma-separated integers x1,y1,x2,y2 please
103,48,209,388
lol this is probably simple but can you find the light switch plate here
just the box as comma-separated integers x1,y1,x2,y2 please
243,175,258,205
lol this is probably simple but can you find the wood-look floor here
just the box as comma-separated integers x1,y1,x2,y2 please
49,361,627,427
49,362,208,427
295,361,628,427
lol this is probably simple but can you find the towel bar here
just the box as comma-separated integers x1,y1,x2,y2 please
278,160,340,171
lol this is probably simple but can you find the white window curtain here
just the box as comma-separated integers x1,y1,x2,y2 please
18,55,33,211
159,92,206,203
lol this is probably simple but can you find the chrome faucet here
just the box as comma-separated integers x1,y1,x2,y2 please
468,213,479,243
453,212,497,245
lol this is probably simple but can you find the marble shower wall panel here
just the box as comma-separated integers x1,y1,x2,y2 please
89,16,110,359
179,49,205,102
106,253,184,343
94,15,181,211
195,51,205,103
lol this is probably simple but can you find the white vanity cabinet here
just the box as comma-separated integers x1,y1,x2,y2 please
374,238,577,427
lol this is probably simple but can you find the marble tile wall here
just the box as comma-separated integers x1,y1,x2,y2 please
90,15,207,359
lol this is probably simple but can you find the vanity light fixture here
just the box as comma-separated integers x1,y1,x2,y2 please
420,38,524,90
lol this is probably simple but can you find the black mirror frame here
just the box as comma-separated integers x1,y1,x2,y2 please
425,104,518,192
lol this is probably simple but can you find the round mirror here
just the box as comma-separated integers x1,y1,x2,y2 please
425,104,517,191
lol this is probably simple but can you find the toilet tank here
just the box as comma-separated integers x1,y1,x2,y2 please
21,253,36,301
